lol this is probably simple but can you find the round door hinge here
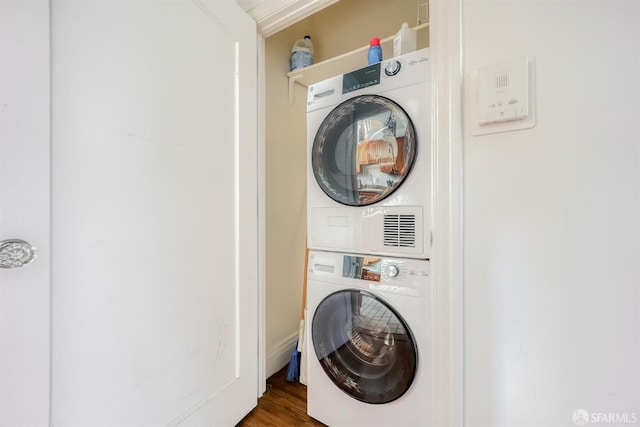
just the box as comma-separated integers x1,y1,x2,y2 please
0,239,37,268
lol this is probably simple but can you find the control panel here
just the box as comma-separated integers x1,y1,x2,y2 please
340,254,429,283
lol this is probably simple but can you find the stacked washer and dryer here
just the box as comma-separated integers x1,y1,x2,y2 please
305,48,432,426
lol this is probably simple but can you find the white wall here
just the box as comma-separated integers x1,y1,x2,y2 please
463,1,640,425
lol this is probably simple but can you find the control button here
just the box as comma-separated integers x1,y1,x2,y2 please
384,60,401,76
386,264,400,278
486,109,517,124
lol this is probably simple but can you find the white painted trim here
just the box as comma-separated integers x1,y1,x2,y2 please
429,0,464,425
265,331,299,379
257,32,267,397
249,0,339,37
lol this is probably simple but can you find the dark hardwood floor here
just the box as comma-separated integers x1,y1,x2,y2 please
237,366,327,427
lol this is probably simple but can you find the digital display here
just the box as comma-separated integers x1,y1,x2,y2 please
342,63,381,94
342,255,382,282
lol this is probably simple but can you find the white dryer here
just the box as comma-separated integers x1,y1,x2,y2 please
306,250,431,427
307,48,431,259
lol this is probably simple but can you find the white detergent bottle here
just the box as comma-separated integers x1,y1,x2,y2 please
290,35,314,71
393,23,417,57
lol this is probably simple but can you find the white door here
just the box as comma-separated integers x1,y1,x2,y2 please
0,1,51,425
1,0,258,425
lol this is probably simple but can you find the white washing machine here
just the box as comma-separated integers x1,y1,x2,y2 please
307,48,431,259
306,250,431,427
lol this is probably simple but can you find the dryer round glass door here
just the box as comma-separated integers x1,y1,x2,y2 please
311,95,417,206
311,289,418,404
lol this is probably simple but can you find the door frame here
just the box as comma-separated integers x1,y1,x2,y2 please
428,0,464,425
254,0,464,422
256,33,267,395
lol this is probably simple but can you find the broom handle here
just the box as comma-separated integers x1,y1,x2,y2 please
301,245,309,320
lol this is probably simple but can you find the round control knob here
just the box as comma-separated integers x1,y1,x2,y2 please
386,264,400,278
384,60,401,76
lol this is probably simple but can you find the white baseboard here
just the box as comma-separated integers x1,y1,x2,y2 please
265,330,299,379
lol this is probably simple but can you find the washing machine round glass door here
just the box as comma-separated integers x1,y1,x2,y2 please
312,95,417,206
311,289,418,404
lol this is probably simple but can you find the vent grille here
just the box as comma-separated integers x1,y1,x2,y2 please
383,214,416,248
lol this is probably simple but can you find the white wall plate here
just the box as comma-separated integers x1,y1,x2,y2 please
469,56,536,136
